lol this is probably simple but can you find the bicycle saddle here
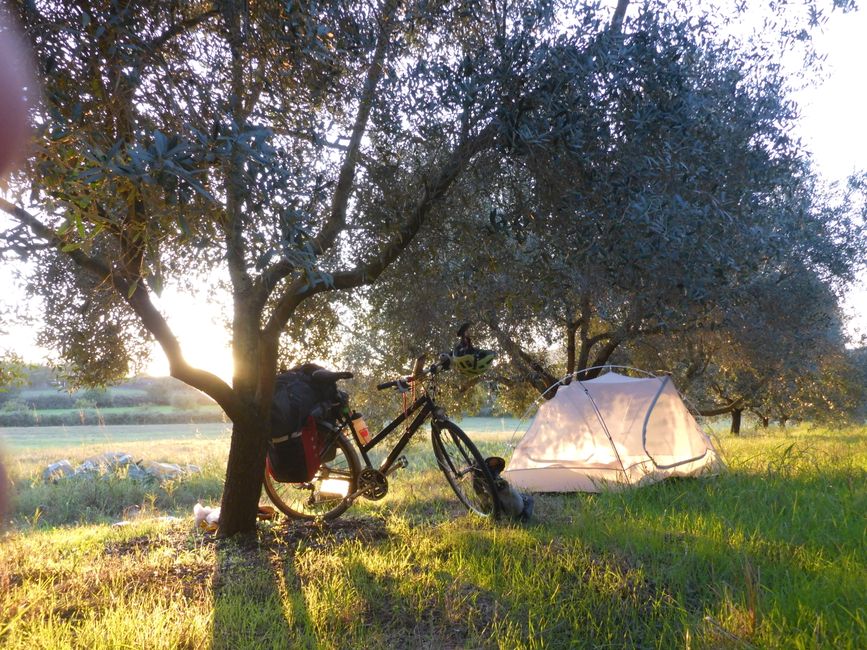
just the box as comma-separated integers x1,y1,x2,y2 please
311,368,354,383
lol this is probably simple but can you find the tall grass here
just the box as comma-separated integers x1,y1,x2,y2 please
4,435,230,527
1,423,865,648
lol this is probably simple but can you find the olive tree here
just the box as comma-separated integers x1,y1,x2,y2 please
357,1,865,411
629,260,861,431
1,0,658,535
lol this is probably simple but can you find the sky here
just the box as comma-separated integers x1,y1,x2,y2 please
143,286,233,380
797,7,867,344
1,3,866,380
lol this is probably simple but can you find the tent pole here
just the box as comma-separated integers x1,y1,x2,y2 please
512,366,660,454
576,377,628,485
642,375,712,470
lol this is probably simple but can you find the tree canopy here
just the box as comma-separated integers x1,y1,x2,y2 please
346,1,866,418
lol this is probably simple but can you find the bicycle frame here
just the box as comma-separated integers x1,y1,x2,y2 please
343,391,443,475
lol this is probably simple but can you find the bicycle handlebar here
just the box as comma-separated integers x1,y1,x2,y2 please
376,353,452,391
376,377,413,391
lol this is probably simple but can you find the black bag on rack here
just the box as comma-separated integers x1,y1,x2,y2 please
267,365,340,483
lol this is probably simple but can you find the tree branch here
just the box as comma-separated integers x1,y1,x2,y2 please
144,9,220,53
576,294,593,370
253,0,401,313
698,397,745,417
258,260,296,296
611,0,630,34
325,123,498,287
0,198,111,279
584,329,614,348
485,318,559,396
565,320,578,377
0,198,242,418
263,121,497,339
112,272,243,420
222,6,256,303
271,127,350,152
585,337,622,376
310,0,401,259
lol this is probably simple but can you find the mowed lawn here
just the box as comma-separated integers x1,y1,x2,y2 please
0,420,865,649
0,421,232,451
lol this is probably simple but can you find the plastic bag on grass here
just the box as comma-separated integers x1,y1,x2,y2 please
194,502,220,532
193,502,279,533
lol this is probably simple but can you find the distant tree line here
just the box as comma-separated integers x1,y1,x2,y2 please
0,366,220,426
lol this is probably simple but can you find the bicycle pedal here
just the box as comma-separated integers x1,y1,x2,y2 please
384,456,408,476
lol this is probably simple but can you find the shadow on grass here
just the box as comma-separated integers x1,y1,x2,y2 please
270,514,506,648
595,463,866,559
251,509,694,649
370,493,478,524
335,552,502,648
210,516,393,649
202,462,865,650
211,533,313,650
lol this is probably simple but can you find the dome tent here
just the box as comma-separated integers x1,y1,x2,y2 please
502,369,722,492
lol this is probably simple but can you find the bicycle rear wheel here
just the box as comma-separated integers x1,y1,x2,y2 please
431,420,500,518
263,431,360,520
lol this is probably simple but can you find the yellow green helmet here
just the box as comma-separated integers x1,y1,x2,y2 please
451,348,496,377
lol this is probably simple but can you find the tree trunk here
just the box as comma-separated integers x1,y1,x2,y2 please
565,321,578,383
485,319,559,396
217,285,272,536
218,412,269,537
730,408,742,435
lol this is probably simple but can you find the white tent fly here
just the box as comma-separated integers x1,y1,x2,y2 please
503,369,722,492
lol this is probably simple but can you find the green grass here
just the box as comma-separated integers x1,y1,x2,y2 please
0,404,225,428
14,387,150,398
2,425,231,527
19,405,215,416
0,422,231,450
1,422,865,648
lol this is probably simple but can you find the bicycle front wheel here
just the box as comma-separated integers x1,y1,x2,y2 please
263,432,360,521
431,420,500,518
